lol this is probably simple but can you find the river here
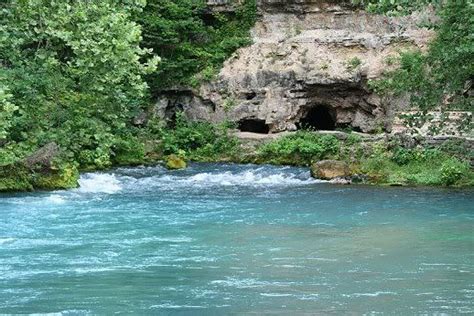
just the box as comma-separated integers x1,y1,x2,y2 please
1,163,473,314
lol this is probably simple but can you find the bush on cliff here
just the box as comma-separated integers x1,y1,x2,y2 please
368,0,473,113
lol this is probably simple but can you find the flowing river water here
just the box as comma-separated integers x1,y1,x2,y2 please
0,163,473,314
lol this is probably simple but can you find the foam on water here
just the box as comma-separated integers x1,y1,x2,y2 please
46,195,67,204
0,238,16,245
77,173,122,194
183,170,319,186
72,164,320,195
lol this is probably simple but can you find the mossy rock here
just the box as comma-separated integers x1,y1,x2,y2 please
0,162,79,192
32,164,79,190
0,142,79,192
0,164,34,192
166,155,187,170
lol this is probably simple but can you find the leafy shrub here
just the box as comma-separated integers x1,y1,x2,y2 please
112,137,146,166
1,0,158,169
152,113,239,160
440,158,469,186
346,57,362,71
258,131,340,165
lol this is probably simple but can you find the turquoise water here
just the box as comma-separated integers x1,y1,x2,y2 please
0,163,473,314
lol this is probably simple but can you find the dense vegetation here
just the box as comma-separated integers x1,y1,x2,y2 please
137,0,257,92
254,131,473,186
0,0,159,169
0,0,255,171
352,0,441,15
369,0,473,115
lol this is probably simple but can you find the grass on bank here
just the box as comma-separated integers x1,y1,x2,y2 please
253,130,473,187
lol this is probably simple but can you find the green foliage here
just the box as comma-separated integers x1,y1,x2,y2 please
439,138,474,160
361,143,472,186
0,83,18,141
0,160,79,192
440,158,469,186
112,136,146,166
32,163,79,190
256,130,473,187
223,97,237,112
147,113,239,161
352,0,440,15
391,147,442,165
258,131,340,165
138,0,257,92
369,0,473,112
1,0,158,169
345,57,362,72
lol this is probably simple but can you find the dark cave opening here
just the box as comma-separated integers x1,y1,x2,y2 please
298,105,336,131
238,119,270,134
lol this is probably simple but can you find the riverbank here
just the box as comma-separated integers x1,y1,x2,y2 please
2,127,472,192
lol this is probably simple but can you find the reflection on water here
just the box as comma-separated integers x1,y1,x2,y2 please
0,163,473,314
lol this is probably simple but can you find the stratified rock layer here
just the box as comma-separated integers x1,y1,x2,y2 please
156,0,435,134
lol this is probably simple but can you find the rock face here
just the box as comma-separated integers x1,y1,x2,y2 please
311,160,351,180
155,0,435,134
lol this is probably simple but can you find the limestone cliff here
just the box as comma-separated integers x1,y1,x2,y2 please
154,0,436,134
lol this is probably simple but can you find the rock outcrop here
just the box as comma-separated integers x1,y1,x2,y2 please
155,0,435,134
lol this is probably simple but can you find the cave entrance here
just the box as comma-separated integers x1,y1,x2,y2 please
298,105,336,130
238,119,270,134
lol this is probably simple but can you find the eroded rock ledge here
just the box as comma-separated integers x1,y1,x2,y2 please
156,0,436,134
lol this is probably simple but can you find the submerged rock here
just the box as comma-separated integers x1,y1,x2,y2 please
311,160,351,180
166,155,187,170
0,143,79,192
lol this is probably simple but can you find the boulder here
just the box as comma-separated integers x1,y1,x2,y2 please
0,143,79,192
311,160,351,180
166,154,187,170
23,142,60,169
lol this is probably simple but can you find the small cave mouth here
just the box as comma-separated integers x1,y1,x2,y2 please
298,105,336,131
245,91,257,100
238,119,270,134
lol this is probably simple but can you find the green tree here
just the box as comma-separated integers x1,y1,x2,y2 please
138,0,256,92
1,0,158,167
